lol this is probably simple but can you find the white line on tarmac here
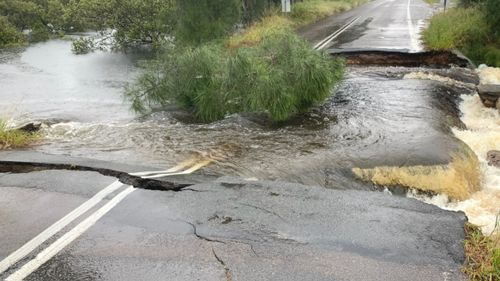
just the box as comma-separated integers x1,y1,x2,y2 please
313,17,360,50
2,158,210,279
0,180,124,275
141,160,212,179
5,186,136,281
130,158,199,176
407,0,419,52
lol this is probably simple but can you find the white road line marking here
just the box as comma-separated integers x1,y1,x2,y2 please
6,186,136,281
314,17,360,50
0,180,124,275
2,158,208,277
130,157,199,176
141,160,212,179
407,0,419,52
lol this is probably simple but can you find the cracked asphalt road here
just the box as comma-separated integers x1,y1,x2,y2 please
0,0,470,279
0,161,467,280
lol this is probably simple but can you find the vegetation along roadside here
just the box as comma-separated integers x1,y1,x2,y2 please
422,0,500,66
0,119,39,150
464,222,500,280
124,0,367,122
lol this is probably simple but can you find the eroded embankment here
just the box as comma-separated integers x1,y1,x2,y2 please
353,151,482,201
352,66,500,234
330,49,472,68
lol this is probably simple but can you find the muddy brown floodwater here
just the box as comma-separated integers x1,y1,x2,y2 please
0,39,498,233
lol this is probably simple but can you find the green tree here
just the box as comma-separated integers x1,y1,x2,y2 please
176,0,241,44
0,0,44,30
0,15,24,47
67,0,176,49
0,0,72,43
44,0,65,30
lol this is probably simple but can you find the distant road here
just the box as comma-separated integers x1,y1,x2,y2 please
300,0,434,52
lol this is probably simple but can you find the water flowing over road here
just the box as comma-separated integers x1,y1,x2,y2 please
1,36,497,232
1,0,498,279
0,40,467,179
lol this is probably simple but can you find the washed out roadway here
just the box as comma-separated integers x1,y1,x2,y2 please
0,152,467,281
0,0,470,279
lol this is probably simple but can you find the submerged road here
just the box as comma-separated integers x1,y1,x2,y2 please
0,0,470,280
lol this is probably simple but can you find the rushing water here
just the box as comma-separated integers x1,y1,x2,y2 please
409,93,500,234
1,39,498,232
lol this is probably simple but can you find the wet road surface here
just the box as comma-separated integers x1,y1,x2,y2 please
0,164,466,281
300,0,433,51
0,0,476,280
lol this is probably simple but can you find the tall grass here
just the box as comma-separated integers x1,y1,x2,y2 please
422,7,488,50
291,0,366,26
228,15,292,49
126,28,344,122
0,120,39,150
229,0,368,49
422,5,500,67
463,223,500,280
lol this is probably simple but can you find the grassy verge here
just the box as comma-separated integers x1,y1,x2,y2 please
464,223,500,280
290,0,367,26
422,5,500,67
229,0,367,49
0,120,40,150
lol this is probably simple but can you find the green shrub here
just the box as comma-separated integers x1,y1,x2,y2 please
0,16,24,47
71,37,95,54
126,28,344,122
463,43,500,67
29,24,50,42
485,0,500,37
483,45,500,67
422,7,489,50
423,5,500,66
245,28,344,120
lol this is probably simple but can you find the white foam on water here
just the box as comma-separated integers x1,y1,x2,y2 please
476,66,500,85
42,121,138,140
410,94,500,234
403,71,475,88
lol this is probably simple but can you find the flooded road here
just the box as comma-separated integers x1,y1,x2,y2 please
0,39,498,232
0,41,464,177
0,39,141,123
